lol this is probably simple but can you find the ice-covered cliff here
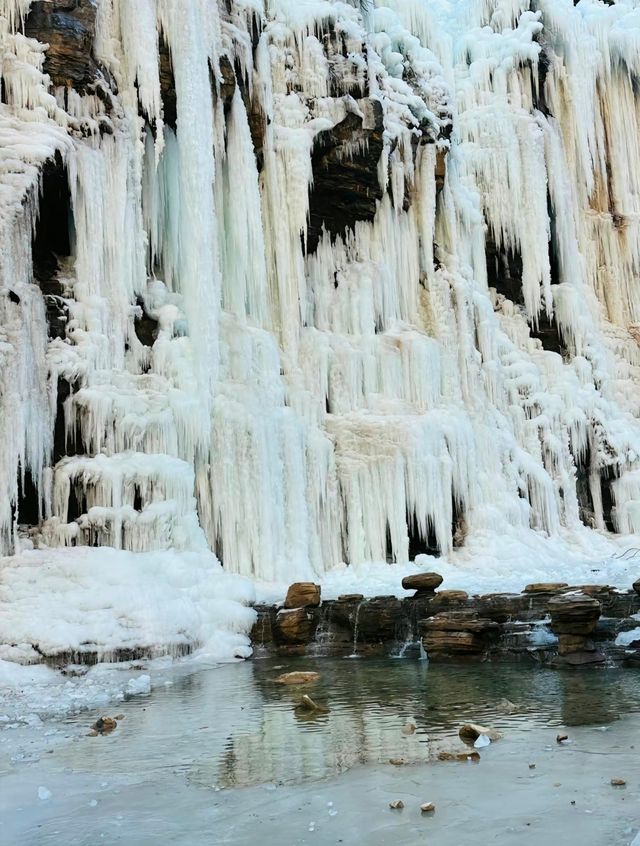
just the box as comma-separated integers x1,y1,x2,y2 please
2,0,640,657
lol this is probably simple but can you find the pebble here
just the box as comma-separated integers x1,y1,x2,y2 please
556,734,569,744
389,800,404,810
611,778,626,787
529,763,536,769
420,802,436,814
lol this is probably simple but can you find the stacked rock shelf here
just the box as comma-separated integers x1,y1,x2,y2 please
250,578,640,667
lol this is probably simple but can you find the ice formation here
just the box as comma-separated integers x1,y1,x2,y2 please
2,0,640,654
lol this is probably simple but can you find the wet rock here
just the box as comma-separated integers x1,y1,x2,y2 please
91,716,117,735
274,608,318,644
437,750,480,762
273,671,320,685
284,582,321,609
548,594,602,664
296,694,329,714
611,777,626,786
337,593,364,602
524,583,569,594
250,606,274,644
459,723,502,743
356,597,404,642
25,0,99,90
420,802,436,814
556,734,569,743
402,572,443,594
421,612,500,659
389,800,404,810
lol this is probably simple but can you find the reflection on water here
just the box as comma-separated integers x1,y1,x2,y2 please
52,658,640,791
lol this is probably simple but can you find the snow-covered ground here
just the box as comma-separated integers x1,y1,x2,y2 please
256,526,640,603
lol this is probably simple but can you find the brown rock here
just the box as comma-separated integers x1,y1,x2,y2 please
274,607,317,644
633,578,640,596
459,723,502,743
337,593,364,602
25,0,99,90
91,716,117,735
420,802,436,814
611,778,626,786
547,595,601,642
296,694,329,714
524,583,569,594
273,671,320,685
389,800,404,810
402,572,443,592
433,590,469,602
556,734,569,743
421,612,500,658
437,750,481,762
401,722,416,735
389,758,407,766
284,582,321,608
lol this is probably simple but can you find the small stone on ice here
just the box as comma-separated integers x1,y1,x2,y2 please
420,802,436,814
529,763,536,769
611,778,626,787
38,786,51,801
389,800,404,810
556,734,569,744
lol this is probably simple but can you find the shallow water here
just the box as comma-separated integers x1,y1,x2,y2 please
1,657,640,845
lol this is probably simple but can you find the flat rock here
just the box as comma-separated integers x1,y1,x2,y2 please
402,572,443,592
437,749,480,762
273,671,319,685
420,802,436,814
524,582,569,594
337,593,364,602
284,582,321,608
432,590,468,603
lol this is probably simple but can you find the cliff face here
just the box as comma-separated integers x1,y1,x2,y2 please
2,0,640,595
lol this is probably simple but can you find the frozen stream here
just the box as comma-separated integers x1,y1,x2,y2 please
1,658,640,845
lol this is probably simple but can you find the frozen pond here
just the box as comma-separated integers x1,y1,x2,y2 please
1,657,640,845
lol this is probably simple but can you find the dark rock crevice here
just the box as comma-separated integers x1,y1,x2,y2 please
306,100,384,253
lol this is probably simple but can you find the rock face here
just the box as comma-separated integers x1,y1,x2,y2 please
420,612,500,659
25,0,99,90
402,572,443,594
307,100,385,253
284,582,321,609
547,594,603,664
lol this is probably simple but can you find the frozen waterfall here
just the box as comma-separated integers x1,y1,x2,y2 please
2,0,640,656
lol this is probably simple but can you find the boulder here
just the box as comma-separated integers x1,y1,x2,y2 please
284,582,321,608
274,608,318,644
459,723,502,743
402,572,443,593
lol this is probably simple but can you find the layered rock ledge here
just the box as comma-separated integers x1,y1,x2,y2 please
251,577,640,667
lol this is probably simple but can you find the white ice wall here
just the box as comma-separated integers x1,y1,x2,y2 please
1,0,640,587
